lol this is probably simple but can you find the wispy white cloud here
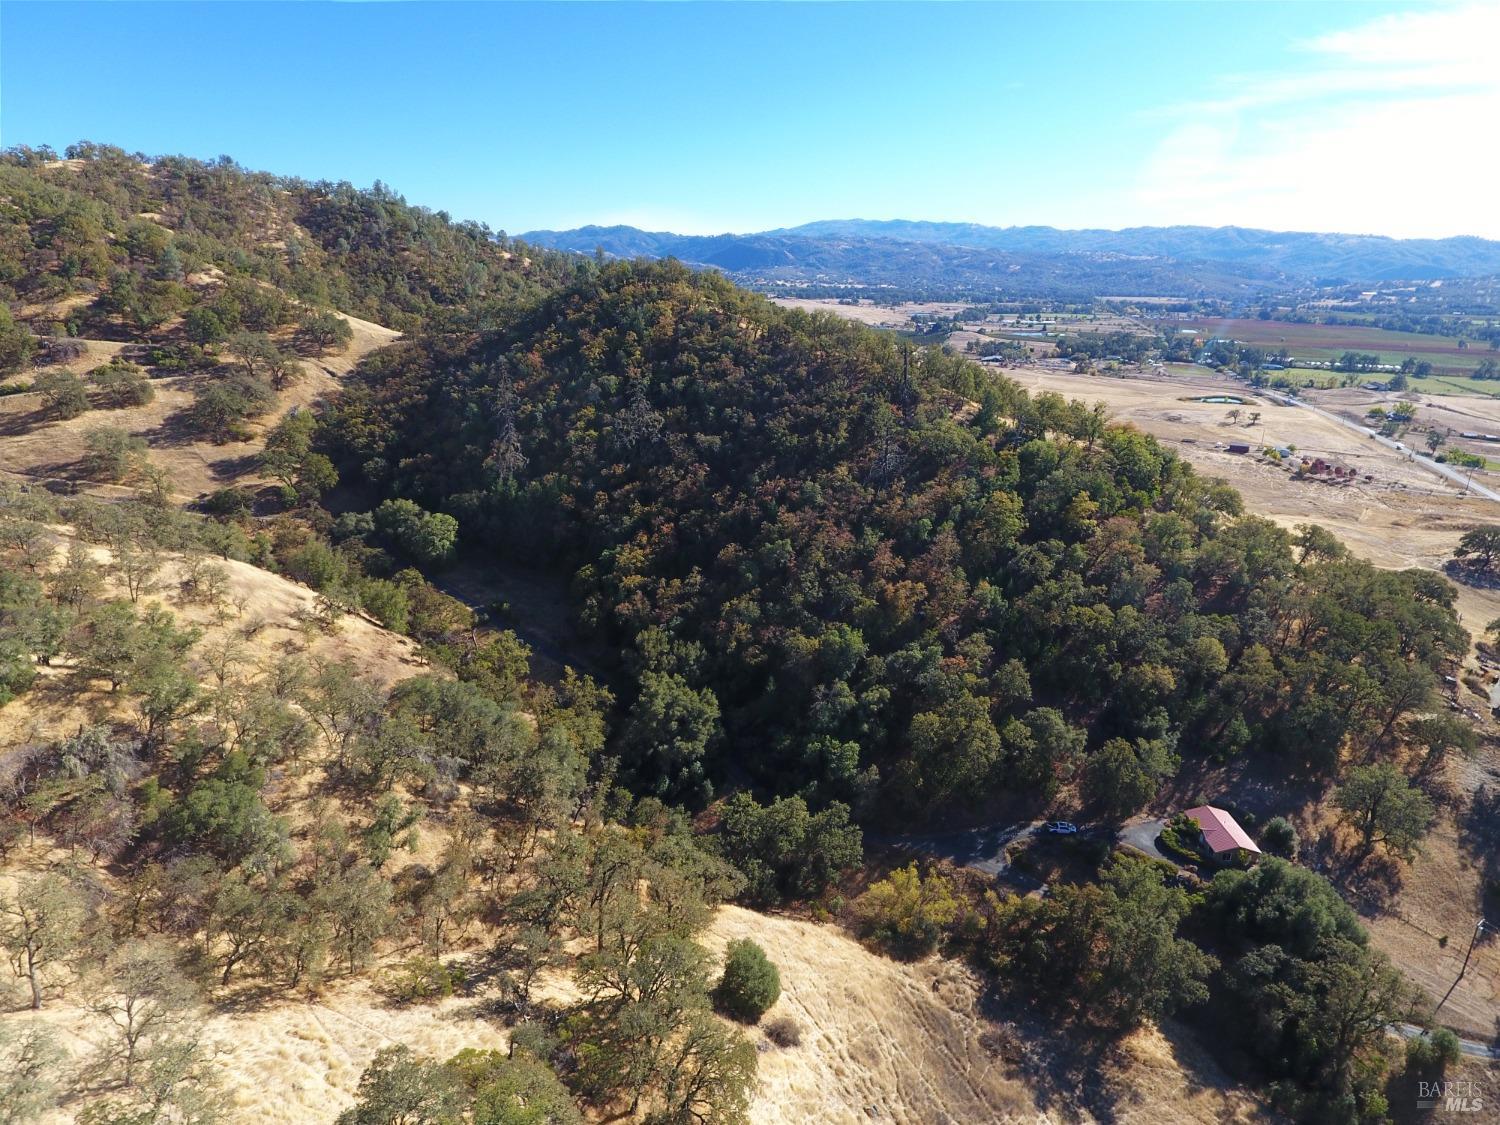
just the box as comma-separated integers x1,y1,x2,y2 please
1133,3,1500,238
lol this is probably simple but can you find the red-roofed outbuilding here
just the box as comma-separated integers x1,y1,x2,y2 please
1183,805,1261,860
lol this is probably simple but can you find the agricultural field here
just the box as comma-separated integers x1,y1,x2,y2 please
1420,374,1500,399
1164,317,1497,375
768,297,970,329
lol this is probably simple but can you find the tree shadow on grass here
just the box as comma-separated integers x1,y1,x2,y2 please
206,452,263,483
139,404,214,450
1460,784,1500,917
0,401,54,438
974,987,1134,1124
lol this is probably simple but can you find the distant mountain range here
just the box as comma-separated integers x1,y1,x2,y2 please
519,220,1500,298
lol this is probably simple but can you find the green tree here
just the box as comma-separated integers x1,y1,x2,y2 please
1405,713,1478,781
1405,1028,1463,1075
1258,816,1299,858
650,1007,756,1125
361,794,422,869
186,371,274,442
0,1021,64,1124
260,410,337,504
313,860,396,975
986,855,1214,1031
78,1026,228,1125
567,935,713,1115
73,600,146,690
448,1047,580,1125
1455,526,1500,571
717,793,862,906
165,752,291,868
81,425,148,481
373,498,459,566
300,309,354,354
0,303,37,374
621,671,721,804
1,871,88,1009
34,370,90,419
88,941,199,1086
1084,737,1178,820
853,862,960,957
183,306,228,345
712,939,780,1023
90,359,154,408
895,694,1001,814
49,541,106,609
336,1045,462,1125
1332,763,1435,860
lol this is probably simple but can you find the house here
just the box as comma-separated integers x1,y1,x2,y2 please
1182,805,1261,863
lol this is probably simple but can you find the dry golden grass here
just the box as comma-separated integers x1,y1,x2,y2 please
1,966,514,1125
0,526,425,754
705,907,1269,1125
0,897,1272,1125
0,303,397,505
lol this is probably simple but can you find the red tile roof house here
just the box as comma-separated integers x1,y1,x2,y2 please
1183,805,1262,865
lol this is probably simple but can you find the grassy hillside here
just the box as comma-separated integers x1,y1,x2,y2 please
0,143,577,337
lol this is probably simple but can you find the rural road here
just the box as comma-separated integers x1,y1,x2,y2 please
1263,390,1500,504
1116,817,1174,863
880,816,1178,880
873,820,1044,878
1392,1022,1498,1060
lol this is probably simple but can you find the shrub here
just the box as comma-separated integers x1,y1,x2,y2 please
1259,816,1299,858
89,359,154,408
1405,1029,1462,1074
853,862,960,958
764,1015,802,1048
80,425,148,481
713,939,780,1023
1157,814,1202,861
384,956,466,1004
34,370,90,419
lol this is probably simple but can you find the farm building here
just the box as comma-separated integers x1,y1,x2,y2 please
1226,443,1251,454
1182,805,1262,864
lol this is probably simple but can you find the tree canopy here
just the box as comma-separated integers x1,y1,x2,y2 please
328,261,1467,821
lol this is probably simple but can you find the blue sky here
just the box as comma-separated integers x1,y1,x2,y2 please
3,2,1496,238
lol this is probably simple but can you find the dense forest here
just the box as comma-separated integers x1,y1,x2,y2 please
328,261,1466,823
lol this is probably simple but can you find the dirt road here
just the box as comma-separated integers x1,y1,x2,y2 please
1263,389,1500,504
